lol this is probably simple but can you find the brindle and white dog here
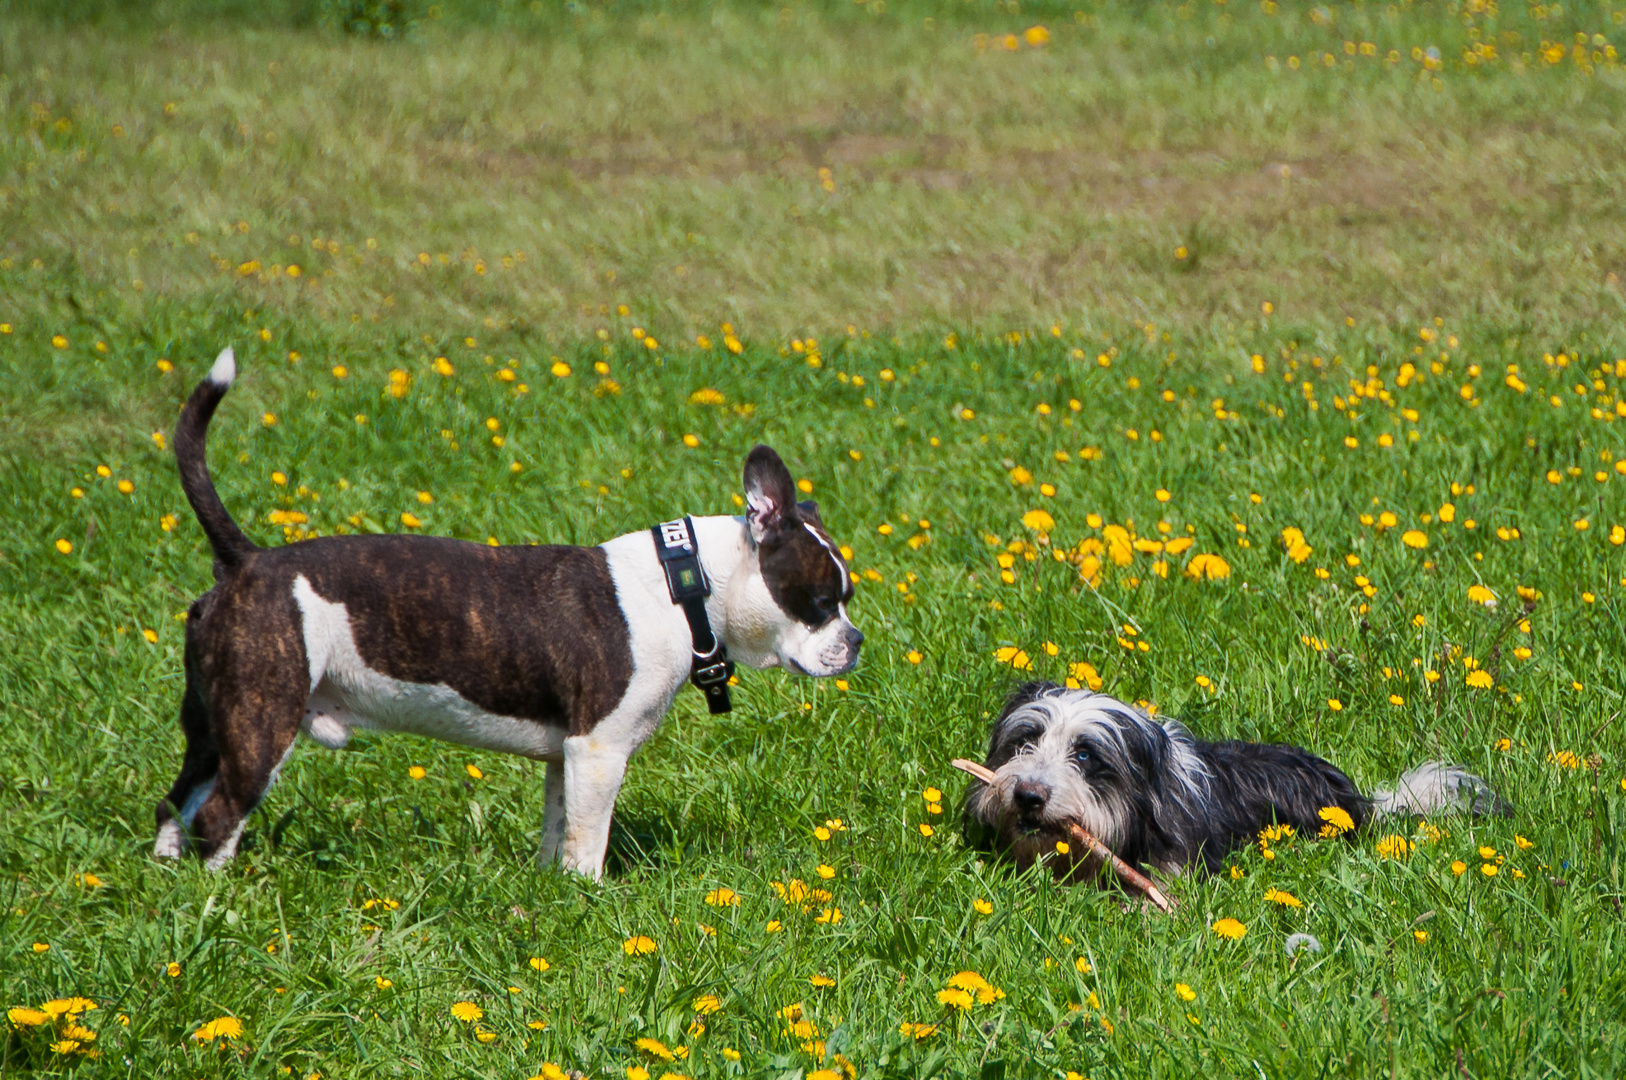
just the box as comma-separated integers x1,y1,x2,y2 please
156,349,862,877
966,682,1510,880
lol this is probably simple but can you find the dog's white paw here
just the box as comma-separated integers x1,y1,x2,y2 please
154,821,185,859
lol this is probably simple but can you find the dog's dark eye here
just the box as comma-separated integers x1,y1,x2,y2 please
1004,723,1040,753
1073,748,1091,765
813,593,838,618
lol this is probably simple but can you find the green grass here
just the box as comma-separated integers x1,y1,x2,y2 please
4,0,1626,337
5,1,1626,1077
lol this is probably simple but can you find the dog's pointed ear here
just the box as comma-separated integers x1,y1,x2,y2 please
743,445,799,544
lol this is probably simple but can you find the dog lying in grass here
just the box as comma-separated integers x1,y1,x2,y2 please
965,682,1511,881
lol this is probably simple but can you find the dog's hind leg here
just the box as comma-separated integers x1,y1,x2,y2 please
155,661,216,859
190,619,309,870
537,757,568,866
190,694,304,871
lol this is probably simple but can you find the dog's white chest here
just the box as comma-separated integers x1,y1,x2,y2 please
293,576,566,759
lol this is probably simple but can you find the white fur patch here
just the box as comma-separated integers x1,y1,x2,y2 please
291,575,567,759
204,820,246,871
154,820,185,859
208,346,235,387
1370,761,1505,817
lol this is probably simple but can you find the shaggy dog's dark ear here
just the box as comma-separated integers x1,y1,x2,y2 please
982,681,1061,765
996,681,1061,723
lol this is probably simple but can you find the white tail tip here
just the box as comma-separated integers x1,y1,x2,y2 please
1371,762,1512,818
208,346,236,388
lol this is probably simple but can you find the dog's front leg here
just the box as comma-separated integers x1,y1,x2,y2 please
537,757,567,867
559,735,630,880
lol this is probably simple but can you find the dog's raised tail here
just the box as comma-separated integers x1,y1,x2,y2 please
1369,762,1512,819
175,347,256,571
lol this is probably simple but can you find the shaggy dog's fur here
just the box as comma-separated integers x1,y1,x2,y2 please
965,683,1511,880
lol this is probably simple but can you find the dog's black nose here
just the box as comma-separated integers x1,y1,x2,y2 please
846,627,864,650
1013,779,1049,814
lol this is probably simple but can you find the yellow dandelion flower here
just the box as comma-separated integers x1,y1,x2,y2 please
1318,806,1354,836
194,1016,243,1041
993,646,1032,670
1375,835,1413,860
635,1036,676,1061
623,936,658,956
1211,918,1246,940
973,898,993,915
1176,983,1196,1002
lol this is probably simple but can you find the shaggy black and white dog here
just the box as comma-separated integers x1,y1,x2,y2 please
965,683,1511,880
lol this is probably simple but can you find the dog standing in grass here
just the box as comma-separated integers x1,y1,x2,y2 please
155,348,861,877
965,682,1511,880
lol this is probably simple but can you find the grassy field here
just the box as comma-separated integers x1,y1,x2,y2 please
5,0,1626,1077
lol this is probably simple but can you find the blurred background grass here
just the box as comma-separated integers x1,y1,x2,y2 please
3,0,1625,353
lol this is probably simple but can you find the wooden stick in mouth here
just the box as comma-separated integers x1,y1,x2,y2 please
951,758,1176,915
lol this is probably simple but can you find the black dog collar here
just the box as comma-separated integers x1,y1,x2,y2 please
652,516,734,714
